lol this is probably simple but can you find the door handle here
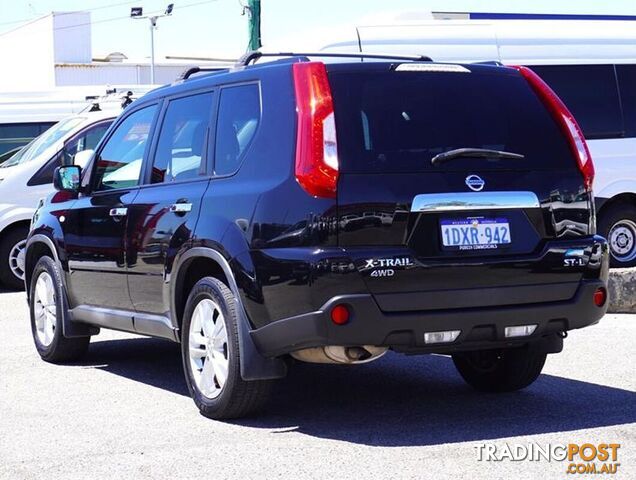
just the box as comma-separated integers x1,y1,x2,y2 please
170,203,192,214
109,207,128,217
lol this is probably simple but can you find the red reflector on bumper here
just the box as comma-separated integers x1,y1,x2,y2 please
331,304,350,325
593,287,607,307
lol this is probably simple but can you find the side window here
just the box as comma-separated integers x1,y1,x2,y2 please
214,84,260,176
93,105,157,191
617,65,636,138
530,65,623,139
62,121,113,166
150,92,213,184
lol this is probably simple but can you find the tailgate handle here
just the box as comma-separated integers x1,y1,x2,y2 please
411,191,540,212
170,202,192,214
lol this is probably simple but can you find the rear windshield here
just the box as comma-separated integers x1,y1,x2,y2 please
329,66,574,173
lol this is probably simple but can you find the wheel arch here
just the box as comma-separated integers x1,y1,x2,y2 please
24,234,60,300
172,249,233,332
597,192,636,218
0,218,31,237
171,247,287,381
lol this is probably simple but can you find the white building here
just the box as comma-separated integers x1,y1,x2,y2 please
0,11,231,91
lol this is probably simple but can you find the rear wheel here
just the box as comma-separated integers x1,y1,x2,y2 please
181,276,272,419
0,225,29,290
29,256,90,363
452,346,547,392
598,203,636,268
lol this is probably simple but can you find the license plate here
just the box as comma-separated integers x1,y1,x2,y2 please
440,217,511,250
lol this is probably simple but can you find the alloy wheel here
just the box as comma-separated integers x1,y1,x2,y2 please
8,239,26,281
188,298,230,399
33,271,56,347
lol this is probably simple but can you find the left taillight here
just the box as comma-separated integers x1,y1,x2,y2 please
292,61,339,198
511,65,595,191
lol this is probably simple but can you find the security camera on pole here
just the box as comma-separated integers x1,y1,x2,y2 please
130,4,174,84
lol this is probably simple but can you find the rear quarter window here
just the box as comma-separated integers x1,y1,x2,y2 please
214,84,260,176
329,66,575,174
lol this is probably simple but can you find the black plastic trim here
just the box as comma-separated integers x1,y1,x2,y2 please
251,280,608,358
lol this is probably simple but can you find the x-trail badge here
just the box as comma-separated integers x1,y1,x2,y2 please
465,174,485,191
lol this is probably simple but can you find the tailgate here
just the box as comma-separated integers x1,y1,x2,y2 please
329,63,593,306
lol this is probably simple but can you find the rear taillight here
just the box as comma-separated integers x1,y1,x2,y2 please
511,65,594,191
292,62,338,198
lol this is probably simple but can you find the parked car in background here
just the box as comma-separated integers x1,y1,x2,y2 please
0,107,118,289
0,86,155,157
25,53,608,419
0,145,25,165
318,18,636,267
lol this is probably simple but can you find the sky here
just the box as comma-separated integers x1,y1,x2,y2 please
2,0,636,60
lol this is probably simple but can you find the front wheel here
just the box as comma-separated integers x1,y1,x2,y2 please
29,256,90,363
181,276,272,419
452,346,547,393
0,225,29,290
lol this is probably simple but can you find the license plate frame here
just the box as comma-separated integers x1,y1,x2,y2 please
439,217,512,251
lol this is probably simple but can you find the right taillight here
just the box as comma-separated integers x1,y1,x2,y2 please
292,61,339,198
511,65,595,191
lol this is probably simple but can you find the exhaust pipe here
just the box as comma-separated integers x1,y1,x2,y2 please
291,345,387,364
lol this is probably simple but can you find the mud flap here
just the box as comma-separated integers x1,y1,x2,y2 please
237,309,288,380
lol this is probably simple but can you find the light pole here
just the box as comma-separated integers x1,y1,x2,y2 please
131,4,174,84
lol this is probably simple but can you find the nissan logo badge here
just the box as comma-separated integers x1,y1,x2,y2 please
465,174,485,192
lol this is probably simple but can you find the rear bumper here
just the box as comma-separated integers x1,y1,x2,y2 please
251,279,608,357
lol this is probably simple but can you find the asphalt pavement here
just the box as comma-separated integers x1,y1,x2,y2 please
0,288,634,479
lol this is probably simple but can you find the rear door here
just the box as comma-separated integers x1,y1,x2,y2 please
328,63,592,306
126,91,215,317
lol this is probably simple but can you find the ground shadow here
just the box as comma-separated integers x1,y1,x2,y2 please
78,337,636,447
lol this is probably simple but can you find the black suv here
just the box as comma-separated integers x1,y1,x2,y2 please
25,53,609,419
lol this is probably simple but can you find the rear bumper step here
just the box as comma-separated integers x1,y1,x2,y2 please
374,281,579,312
250,280,608,357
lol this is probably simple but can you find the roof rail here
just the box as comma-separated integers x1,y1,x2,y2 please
178,66,228,81
235,51,433,67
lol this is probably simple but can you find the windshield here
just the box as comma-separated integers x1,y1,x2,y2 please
2,117,85,167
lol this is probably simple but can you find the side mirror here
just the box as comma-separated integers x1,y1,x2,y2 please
73,149,94,168
53,165,81,192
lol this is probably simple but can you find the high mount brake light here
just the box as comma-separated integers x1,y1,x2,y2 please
511,65,595,191
292,62,339,198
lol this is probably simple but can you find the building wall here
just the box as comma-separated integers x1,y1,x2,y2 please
0,15,57,91
52,12,92,63
55,64,190,86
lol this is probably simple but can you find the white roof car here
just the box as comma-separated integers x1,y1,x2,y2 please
0,107,117,288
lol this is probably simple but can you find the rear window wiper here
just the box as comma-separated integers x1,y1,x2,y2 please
431,148,525,166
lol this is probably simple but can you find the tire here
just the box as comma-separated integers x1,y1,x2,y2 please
0,225,29,290
598,203,636,268
29,256,90,363
181,276,272,419
452,346,547,393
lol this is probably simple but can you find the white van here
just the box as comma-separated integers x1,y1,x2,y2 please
319,19,636,267
0,108,116,288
